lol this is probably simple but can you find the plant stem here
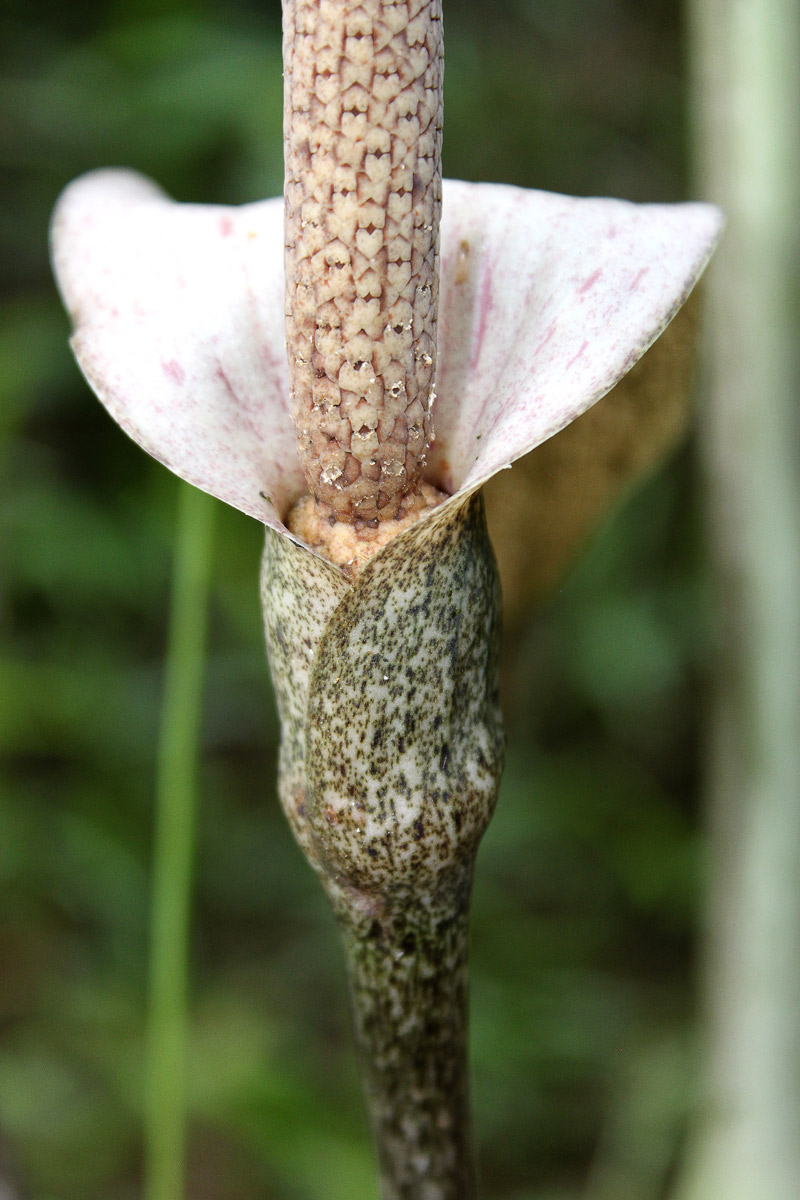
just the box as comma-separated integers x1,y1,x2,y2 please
145,482,216,1200
330,865,476,1200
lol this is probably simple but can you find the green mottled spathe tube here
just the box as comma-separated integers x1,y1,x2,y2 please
261,491,503,1198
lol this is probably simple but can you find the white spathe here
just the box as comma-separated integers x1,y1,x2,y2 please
51,169,722,536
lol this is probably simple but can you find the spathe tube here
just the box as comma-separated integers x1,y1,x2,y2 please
262,488,501,1198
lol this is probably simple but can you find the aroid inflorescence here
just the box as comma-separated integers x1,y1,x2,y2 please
51,1,721,1195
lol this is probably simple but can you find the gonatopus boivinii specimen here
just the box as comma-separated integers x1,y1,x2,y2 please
51,1,722,1194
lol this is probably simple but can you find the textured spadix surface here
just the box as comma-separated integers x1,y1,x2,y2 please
51,168,722,548
283,0,444,520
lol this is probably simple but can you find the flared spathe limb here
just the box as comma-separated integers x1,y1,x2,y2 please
50,170,723,539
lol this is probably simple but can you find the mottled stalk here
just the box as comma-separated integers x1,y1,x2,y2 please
332,868,475,1200
283,0,443,521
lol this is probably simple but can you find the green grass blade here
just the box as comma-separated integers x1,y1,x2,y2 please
145,482,216,1200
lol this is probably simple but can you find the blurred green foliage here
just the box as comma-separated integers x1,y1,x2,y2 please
0,1,708,1197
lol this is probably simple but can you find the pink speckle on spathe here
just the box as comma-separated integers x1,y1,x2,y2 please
533,321,556,356
630,267,649,290
469,258,494,372
219,215,234,238
579,268,603,295
566,340,588,371
162,359,186,385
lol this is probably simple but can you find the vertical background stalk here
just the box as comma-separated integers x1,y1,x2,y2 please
678,1,800,1196
145,483,216,1200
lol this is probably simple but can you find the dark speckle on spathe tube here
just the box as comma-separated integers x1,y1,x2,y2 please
261,490,504,1197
